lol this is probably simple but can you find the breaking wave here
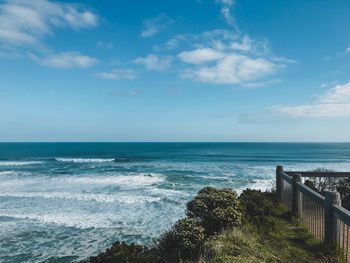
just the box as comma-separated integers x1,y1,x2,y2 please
0,192,161,204
55,158,115,163
61,173,164,187
0,212,112,229
0,171,32,176
0,161,43,166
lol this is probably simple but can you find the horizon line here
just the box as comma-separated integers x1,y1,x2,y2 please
1,141,350,144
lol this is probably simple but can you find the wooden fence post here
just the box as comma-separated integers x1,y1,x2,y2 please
324,191,341,244
292,173,302,217
276,166,283,201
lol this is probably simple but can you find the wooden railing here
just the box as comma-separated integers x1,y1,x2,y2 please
276,166,350,262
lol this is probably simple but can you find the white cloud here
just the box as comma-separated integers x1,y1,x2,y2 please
215,0,235,26
94,69,136,80
0,0,98,46
34,52,98,69
182,53,278,84
176,29,288,85
346,47,350,53
178,48,225,64
141,13,174,38
274,81,350,118
0,0,99,69
320,82,350,104
133,54,172,71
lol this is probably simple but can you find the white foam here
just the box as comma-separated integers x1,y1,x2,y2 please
55,158,115,163
0,161,42,166
0,212,112,229
236,179,274,195
199,175,232,180
1,192,161,204
0,171,31,176
250,179,275,191
0,171,16,176
146,188,187,197
62,173,164,187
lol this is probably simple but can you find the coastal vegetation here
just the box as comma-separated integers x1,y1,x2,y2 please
304,168,350,210
81,188,339,263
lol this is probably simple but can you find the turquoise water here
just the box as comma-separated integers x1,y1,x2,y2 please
1,142,350,262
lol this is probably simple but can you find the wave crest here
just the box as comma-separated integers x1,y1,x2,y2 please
55,158,115,163
0,212,111,229
63,173,164,187
0,192,161,204
0,171,31,176
0,161,43,166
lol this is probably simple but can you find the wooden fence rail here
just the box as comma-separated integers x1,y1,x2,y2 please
276,166,350,262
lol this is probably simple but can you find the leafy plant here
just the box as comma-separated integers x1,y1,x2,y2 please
158,218,205,262
186,187,242,235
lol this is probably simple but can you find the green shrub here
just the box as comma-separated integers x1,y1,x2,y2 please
186,187,242,235
158,218,205,262
82,241,161,263
239,189,278,218
239,189,289,231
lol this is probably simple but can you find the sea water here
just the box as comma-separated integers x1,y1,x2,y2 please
1,142,350,262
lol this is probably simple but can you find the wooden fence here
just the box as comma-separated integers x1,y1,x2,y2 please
276,166,350,262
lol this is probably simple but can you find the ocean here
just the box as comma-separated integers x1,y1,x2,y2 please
1,142,350,262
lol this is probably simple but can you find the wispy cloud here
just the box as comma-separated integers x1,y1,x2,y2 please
32,52,98,69
163,34,187,50
96,41,114,49
215,0,235,27
111,88,143,97
94,69,136,80
230,35,253,52
346,47,350,53
133,54,172,71
141,13,174,38
0,0,98,47
274,81,350,118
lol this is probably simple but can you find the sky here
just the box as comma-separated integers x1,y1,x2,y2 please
1,0,350,142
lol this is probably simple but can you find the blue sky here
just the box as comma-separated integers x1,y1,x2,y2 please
1,0,350,142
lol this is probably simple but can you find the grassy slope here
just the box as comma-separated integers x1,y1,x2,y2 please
202,193,339,263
